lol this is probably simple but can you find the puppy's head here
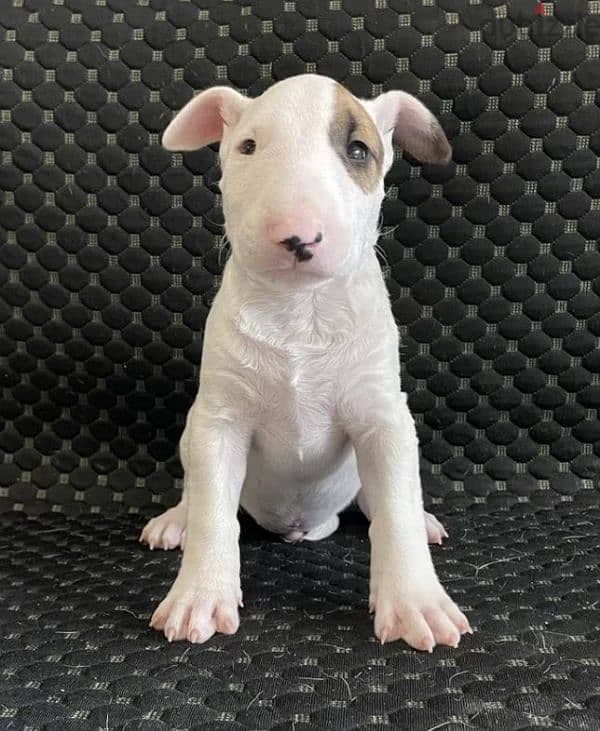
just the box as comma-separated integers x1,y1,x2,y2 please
163,74,451,284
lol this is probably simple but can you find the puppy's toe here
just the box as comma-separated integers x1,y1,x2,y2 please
424,512,448,545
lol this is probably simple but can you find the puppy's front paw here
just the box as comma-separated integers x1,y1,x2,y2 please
150,576,243,644
370,578,471,651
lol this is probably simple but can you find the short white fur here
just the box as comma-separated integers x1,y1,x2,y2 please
141,74,471,651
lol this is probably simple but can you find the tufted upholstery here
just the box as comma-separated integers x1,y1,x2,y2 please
1,1,600,515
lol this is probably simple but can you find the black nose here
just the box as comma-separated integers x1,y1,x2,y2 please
279,232,323,262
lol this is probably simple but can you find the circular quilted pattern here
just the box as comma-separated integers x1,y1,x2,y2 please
1,502,600,730
1,1,600,512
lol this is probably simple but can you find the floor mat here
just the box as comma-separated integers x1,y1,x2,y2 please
1,499,599,730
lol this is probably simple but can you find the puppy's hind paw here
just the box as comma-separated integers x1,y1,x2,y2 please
139,504,186,551
425,512,448,545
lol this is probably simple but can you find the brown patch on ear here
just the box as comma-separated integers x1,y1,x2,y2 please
430,125,453,164
329,84,384,194
393,117,452,165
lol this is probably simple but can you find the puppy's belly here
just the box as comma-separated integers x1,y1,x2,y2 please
240,430,360,536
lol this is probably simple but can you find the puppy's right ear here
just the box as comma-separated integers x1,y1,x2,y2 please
162,87,250,151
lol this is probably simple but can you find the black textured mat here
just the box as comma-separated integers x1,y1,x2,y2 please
1,501,600,730
2,0,600,515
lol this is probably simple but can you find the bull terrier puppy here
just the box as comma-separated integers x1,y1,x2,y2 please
140,74,471,651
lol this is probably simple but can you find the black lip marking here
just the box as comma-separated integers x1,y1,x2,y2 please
280,234,319,262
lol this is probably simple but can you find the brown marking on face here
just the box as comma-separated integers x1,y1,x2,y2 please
329,84,384,194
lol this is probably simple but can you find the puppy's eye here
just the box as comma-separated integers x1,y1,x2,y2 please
347,140,369,162
239,139,256,155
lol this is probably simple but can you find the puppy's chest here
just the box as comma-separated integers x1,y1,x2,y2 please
254,346,342,454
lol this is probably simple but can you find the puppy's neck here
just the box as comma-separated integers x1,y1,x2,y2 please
218,246,390,349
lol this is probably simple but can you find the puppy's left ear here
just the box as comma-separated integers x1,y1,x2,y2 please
368,90,452,165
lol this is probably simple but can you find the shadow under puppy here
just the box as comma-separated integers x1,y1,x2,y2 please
140,74,472,651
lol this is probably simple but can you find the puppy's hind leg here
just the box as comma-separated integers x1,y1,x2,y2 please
139,423,191,550
356,489,448,545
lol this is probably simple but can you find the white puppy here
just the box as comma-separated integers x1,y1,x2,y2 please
140,74,471,651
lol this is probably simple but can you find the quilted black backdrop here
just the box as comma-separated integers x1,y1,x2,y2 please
1,0,600,516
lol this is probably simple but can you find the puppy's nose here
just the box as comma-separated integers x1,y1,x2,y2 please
266,217,323,253
279,232,323,261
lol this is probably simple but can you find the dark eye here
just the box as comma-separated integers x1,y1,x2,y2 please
347,140,369,162
239,138,256,155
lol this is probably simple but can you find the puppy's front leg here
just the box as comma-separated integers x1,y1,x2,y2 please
150,401,250,643
351,398,471,651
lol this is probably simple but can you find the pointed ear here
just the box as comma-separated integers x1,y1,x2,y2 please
162,86,250,151
368,90,452,165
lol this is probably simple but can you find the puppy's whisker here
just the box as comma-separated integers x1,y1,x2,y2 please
217,234,232,267
379,223,402,238
374,242,389,268
202,214,225,229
